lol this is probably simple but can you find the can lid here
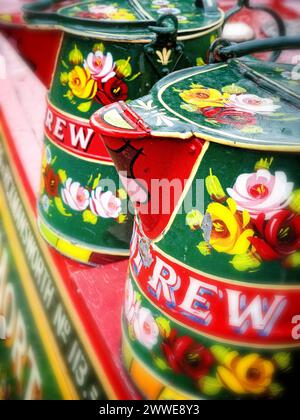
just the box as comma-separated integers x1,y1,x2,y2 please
23,0,223,39
126,58,300,151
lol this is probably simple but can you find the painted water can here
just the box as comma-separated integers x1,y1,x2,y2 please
23,0,224,265
91,38,300,399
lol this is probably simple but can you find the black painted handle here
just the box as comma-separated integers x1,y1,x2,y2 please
216,36,300,61
224,0,286,61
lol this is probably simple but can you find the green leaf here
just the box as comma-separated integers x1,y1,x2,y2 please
61,60,69,70
153,356,170,371
222,84,247,94
199,376,222,396
92,173,101,190
58,169,67,184
127,72,141,82
54,197,72,217
77,101,93,113
83,210,98,225
273,352,291,370
156,317,171,338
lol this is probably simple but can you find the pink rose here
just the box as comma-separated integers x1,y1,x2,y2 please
227,169,294,220
133,307,159,350
89,5,117,16
226,94,280,115
89,187,122,219
61,178,89,211
84,51,115,83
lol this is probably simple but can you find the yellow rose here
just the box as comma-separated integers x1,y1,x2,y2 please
180,87,227,108
217,352,275,395
68,66,97,99
207,201,254,255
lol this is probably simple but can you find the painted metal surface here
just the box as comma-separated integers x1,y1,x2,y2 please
91,57,300,399
23,0,223,263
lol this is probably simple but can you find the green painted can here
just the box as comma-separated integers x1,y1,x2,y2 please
23,0,224,264
92,53,300,399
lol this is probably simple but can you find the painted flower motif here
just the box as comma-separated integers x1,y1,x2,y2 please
89,5,117,16
110,9,137,21
61,178,90,211
201,107,257,128
226,94,281,115
227,170,294,220
46,146,52,164
96,77,128,105
281,70,300,81
84,51,115,83
153,0,170,6
161,330,214,380
249,210,300,261
157,7,181,16
90,187,122,219
132,99,179,127
133,307,159,350
44,166,59,198
206,201,254,255
124,279,137,323
217,352,275,395
68,66,97,99
41,195,50,213
180,87,227,109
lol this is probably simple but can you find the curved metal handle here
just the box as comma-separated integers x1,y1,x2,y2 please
224,0,286,61
195,0,219,16
148,14,178,35
209,36,300,63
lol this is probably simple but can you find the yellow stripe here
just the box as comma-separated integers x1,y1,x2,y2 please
0,184,78,400
38,216,130,259
0,126,119,399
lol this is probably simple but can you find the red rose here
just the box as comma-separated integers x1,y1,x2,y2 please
44,165,59,197
201,107,256,128
249,210,300,261
96,77,128,106
161,330,214,380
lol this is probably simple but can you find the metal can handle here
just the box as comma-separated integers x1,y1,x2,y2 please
209,36,300,63
224,0,286,61
148,14,179,35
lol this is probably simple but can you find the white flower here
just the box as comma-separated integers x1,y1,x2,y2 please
61,178,90,211
226,94,281,115
133,307,159,350
124,279,137,323
46,146,52,164
157,7,181,16
153,0,170,6
227,169,294,220
84,51,115,83
177,15,188,22
154,110,179,127
132,99,179,127
132,99,157,111
41,195,50,212
90,187,122,219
